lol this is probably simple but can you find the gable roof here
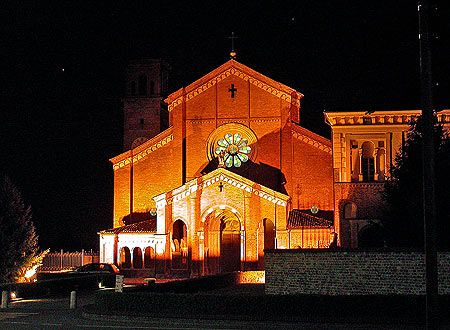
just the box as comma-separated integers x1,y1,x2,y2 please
165,59,303,112
153,167,290,208
110,127,174,170
99,219,156,235
287,209,333,228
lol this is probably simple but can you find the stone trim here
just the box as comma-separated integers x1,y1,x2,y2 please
168,67,300,111
112,132,174,170
292,129,332,154
154,168,290,209
324,110,422,127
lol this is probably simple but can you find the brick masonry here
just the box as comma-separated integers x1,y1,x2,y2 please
265,250,450,295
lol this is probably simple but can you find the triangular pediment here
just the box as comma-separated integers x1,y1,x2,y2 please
153,167,290,207
165,60,303,111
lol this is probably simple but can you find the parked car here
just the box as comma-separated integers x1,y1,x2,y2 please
72,263,120,288
37,263,121,289
74,263,120,274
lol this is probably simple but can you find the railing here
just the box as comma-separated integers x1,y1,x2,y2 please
38,250,99,272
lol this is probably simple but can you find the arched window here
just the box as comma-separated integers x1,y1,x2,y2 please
361,141,375,182
120,247,131,269
263,218,275,250
133,247,143,269
343,202,357,219
172,220,187,269
144,247,155,269
138,75,147,95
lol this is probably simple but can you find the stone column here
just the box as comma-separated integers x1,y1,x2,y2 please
358,148,363,181
374,147,379,181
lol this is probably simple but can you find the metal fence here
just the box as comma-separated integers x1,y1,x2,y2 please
38,250,99,272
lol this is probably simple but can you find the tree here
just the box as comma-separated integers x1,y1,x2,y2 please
382,116,450,249
0,175,41,282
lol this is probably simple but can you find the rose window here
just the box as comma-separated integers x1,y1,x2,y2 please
215,133,251,168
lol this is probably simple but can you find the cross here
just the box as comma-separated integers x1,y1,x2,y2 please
228,32,237,59
228,84,237,98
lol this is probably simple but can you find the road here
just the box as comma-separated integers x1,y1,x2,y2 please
0,291,442,329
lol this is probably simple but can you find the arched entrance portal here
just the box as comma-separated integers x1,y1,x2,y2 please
220,217,241,273
204,208,242,274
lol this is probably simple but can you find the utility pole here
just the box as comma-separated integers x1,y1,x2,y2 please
418,1,438,328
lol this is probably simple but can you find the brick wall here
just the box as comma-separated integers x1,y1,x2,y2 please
265,250,450,295
334,182,385,247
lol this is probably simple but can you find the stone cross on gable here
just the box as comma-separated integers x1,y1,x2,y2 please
228,84,237,98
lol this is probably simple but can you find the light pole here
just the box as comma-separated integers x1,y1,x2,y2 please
418,1,438,328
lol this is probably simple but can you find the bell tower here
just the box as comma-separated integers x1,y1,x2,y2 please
123,59,169,150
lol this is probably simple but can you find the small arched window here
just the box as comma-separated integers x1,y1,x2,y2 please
343,202,357,219
361,141,375,182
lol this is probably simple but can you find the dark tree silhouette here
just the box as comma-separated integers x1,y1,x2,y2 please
0,176,40,282
382,117,450,249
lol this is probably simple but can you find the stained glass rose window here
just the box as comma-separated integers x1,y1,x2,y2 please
215,133,251,168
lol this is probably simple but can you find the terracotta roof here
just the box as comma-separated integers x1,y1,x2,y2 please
100,219,156,234
288,209,333,228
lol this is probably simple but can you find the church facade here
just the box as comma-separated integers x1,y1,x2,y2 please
99,59,450,277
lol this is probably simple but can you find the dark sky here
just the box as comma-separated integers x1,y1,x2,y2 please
2,1,449,251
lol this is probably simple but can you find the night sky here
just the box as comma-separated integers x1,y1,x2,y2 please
2,1,449,251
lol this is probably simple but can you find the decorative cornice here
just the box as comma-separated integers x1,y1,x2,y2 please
217,119,248,125
186,119,216,124
186,117,281,124
325,110,450,128
111,130,174,170
292,128,332,155
154,168,290,209
334,182,385,189
250,118,281,123
167,62,301,112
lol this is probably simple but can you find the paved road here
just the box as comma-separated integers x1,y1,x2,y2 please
0,291,444,329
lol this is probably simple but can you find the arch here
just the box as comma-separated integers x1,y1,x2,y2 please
203,207,242,274
172,219,188,269
361,141,375,181
343,202,357,219
263,218,275,250
144,246,155,269
201,204,243,227
119,247,131,269
133,247,143,269
358,224,385,248
172,219,187,248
